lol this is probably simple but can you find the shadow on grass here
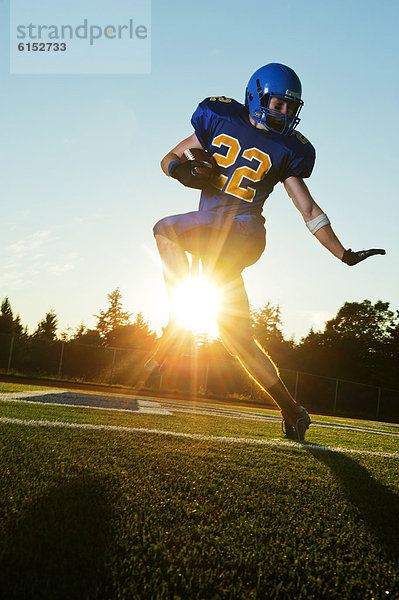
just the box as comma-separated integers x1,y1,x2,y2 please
0,475,113,600
307,445,399,563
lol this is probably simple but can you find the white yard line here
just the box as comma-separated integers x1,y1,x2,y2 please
167,407,398,436
1,391,397,436
0,416,398,459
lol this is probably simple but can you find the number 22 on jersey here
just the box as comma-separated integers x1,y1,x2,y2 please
211,133,272,203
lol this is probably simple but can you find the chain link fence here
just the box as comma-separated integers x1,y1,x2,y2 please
1,332,398,422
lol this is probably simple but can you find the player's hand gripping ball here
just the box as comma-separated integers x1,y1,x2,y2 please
170,148,218,189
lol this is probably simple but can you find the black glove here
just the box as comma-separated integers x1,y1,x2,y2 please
342,248,386,266
170,160,213,190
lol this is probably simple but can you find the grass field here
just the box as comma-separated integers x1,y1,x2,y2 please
0,382,398,599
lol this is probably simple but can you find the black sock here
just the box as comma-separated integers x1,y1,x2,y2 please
267,379,297,412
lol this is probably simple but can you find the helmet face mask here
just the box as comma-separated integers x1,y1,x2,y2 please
246,63,304,135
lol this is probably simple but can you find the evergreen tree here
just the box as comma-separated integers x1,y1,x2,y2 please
32,310,58,341
131,312,156,348
251,302,284,347
250,301,295,367
71,323,103,346
0,298,13,334
109,312,156,349
95,288,132,345
0,297,25,336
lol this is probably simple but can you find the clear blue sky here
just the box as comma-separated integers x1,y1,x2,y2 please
1,0,398,340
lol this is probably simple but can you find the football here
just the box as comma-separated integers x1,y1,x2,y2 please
180,147,218,179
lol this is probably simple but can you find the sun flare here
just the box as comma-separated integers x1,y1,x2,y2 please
171,276,221,338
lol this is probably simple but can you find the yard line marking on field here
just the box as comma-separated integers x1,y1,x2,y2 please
166,407,398,436
0,392,172,415
1,417,398,459
1,392,397,436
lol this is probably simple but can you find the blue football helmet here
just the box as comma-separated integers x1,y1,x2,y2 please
245,63,304,135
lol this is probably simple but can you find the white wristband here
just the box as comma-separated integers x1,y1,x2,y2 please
306,213,330,234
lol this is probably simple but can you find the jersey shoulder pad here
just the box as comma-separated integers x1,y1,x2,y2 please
286,130,315,160
282,130,316,180
196,96,244,121
191,97,245,149
289,129,314,149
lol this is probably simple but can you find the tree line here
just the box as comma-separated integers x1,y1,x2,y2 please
0,289,156,350
1,289,398,390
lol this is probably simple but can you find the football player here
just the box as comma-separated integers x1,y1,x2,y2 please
151,63,385,441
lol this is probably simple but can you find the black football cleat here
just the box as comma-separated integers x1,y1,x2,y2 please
281,406,311,441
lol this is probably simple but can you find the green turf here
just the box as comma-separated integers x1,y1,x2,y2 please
0,392,398,599
0,382,53,393
0,396,397,455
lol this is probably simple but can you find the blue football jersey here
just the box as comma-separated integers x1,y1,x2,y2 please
191,97,316,220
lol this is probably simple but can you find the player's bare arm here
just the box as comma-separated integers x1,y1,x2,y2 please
284,176,345,259
284,176,386,265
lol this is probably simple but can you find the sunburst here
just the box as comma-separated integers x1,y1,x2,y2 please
170,276,221,337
